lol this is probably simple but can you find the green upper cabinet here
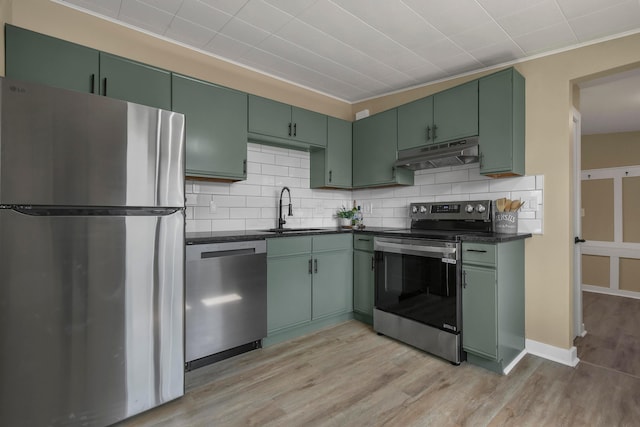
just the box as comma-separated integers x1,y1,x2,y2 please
5,26,171,110
479,68,525,177
397,80,478,151
398,96,434,150
172,74,248,181
310,117,352,189
248,95,327,148
353,109,413,188
5,24,99,94
98,53,171,110
432,80,478,143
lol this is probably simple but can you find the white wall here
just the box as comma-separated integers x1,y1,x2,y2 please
186,143,544,234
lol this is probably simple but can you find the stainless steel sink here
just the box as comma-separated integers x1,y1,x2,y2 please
262,228,325,233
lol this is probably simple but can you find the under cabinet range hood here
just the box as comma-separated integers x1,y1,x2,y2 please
395,138,479,170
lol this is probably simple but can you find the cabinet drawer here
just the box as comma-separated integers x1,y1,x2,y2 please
353,234,374,251
312,233,351,252
462,243,496,267
267,236,312,257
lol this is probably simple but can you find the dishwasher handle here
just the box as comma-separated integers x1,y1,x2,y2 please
186,240,267,261
201,248,255,259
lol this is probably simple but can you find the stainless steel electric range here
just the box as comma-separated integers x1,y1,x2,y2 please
373,200,493,364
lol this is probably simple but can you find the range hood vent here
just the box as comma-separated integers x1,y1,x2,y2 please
395,137,479,171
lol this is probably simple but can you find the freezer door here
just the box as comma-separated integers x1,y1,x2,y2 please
0,78,185,207
0,209,185,426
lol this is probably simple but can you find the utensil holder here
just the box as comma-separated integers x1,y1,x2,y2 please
494,211,518,234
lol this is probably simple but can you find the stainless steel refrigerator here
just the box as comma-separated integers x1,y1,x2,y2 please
0,77,185,426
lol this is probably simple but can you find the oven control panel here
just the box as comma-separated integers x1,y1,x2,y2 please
410,200,492,222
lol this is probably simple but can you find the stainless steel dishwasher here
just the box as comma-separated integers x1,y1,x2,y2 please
185,240,267,370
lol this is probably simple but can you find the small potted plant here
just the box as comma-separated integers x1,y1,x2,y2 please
336,206,355,228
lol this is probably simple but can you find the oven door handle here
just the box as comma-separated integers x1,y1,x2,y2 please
374,241,457,258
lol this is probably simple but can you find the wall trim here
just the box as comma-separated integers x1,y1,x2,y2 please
503,349,527,375
525,339,579,367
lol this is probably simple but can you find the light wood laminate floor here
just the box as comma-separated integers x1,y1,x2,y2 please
575,291,640,378
119,318,640,427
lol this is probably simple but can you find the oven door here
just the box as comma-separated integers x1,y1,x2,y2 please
374,237,461,333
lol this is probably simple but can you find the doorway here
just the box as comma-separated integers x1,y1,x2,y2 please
573,66,640,376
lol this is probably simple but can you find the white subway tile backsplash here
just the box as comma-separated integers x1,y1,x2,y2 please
230,184,262,196
230,207,261,218
435,169,469,184
489,175,536,192
276,155,301,168
193,206,230,220
262,164,289,176
214,195,246,207
247,151,275,165
185,145,544,235
420,183,452,196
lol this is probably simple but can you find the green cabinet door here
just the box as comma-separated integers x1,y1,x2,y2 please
312,249,353,319
248,95,327,147
267,253,312,333
353,109,413,187
98,53,171,110
5,24,99,93
433,80,478,143
248,95,291,140
462,265,498,360
479,68,525,177
292,107,327,147
172,74,247,180
353,249,374,317
310,117,352,188
398,96,434,150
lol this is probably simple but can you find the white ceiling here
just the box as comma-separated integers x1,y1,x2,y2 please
579,67,640,135
57,0,640,104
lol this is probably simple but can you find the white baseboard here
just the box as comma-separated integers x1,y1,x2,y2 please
503,349,527,375
525,339,579,367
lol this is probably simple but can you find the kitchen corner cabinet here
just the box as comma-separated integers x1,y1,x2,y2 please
461,240,525,374
352,109,413,188
5,25,171,110
353,234,375,324
479,68,525,177
172,74,247,181
266,234,353,344
248,95,327,148
397,80,478,151
310,117,352,189
6,24,99,94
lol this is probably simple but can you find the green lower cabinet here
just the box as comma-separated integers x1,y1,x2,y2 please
172,74,247,180
462,265,498,359
267,253,312,332
265,234,353,346
99,53,171,110
353,248,375,324
6,24,99,94
462,240,525,374
313,249,353,319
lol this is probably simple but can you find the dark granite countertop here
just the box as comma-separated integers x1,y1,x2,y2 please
186,227,352,244
186,227,532,245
